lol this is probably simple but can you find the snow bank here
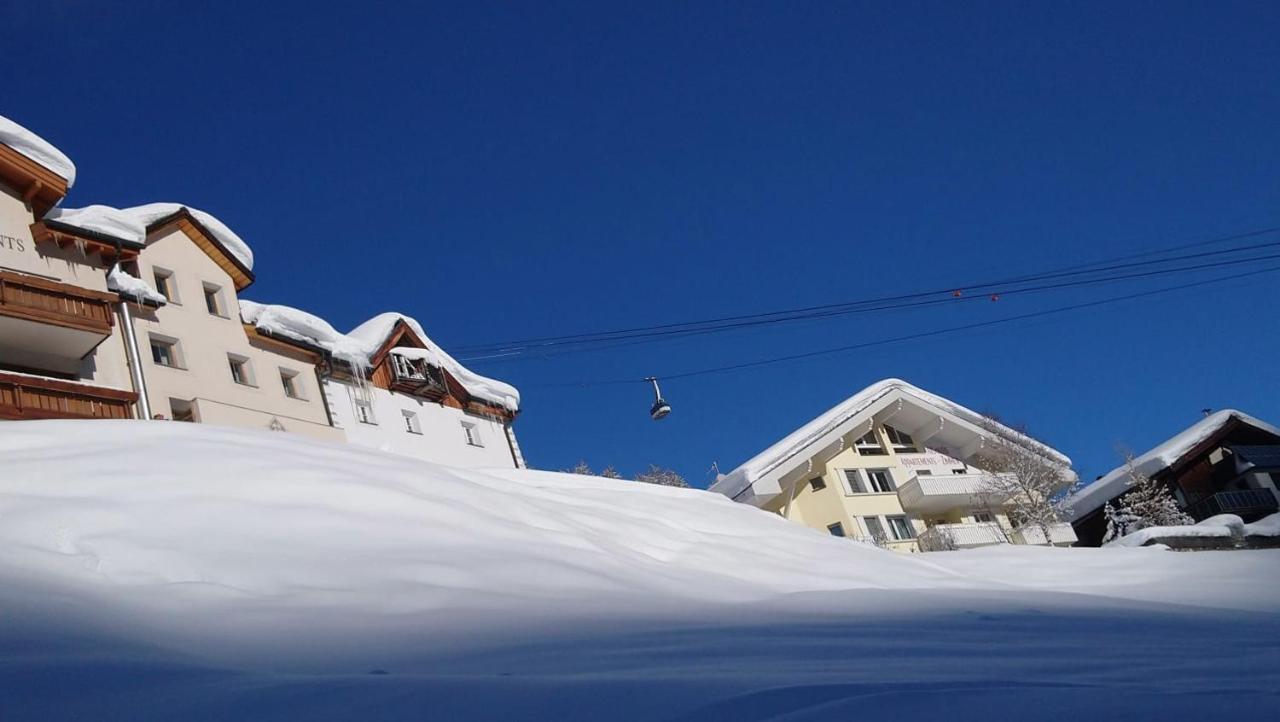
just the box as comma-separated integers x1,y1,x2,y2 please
0,114,76,186
1,420,1278,721
239,301,520,411
713,378,1070,500
119,202,254,271
1106,514,1245,548
1244,511,1280,537
107,265,167,306
44,205,146,245
1068,410,1280,520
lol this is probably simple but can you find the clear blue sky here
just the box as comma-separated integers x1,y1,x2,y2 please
7,2,1277,486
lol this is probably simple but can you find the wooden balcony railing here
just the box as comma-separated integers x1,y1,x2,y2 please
388,355,448,400
0,371,136,420
0,270,116,335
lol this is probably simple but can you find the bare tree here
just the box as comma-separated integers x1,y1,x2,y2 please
634,465,690,488
975,417,1077,545
599,466,622,479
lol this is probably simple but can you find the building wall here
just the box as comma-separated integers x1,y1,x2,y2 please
0,186,134,394
763,423,1010,553
131,226,340,442
325,377,519,469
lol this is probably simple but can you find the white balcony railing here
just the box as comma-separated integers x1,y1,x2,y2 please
1009,522,1077,546
897,473,1014,513
917,522,1009,552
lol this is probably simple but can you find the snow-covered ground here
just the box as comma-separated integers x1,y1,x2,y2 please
1,421,1277,721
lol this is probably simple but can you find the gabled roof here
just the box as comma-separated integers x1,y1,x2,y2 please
1067,410,1280,521
239,302,521,413
710,378,1072,506
120,204,255,290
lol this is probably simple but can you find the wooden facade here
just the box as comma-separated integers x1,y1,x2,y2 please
0,370,136,420
364,320,516,423
0,269,116,335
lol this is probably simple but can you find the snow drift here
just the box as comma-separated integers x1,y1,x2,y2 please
1,421,1277,721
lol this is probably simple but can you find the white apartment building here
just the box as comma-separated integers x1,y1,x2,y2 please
241,302,525,469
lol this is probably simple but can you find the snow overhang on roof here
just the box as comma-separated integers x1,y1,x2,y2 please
119,203,255,289
0,114,76,216
1066,410,1280,522
709,378,1074,507
43,205,147,248
239,302,521,413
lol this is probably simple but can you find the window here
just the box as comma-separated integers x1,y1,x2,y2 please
884,425,917,453
280,369,304,399
952,468,968,475
227,354,254,386
916,469,933,476
862,516,888,544
152,268,177,303
865,468,895,493
827,522,845,537
841,469,865,493
462,422,482,447
808,476,826,491
203,283,225,316
355,398,376,424
169,398,196,422
149,336,180,368
403,410,421,434
854,430,886,455
972,511,996,523
887,515,915,540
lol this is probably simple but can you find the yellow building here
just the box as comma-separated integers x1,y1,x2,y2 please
709,379,1078,552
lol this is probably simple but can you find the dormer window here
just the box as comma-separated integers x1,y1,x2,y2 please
884,425,917,454
854,430,886,456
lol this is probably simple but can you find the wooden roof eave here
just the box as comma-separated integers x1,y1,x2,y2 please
147,210,254,291
30,220,142,263
0,143,69,218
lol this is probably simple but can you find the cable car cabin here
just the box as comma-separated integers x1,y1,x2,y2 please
389,353,448,400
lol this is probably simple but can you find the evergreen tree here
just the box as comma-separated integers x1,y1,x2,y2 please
634,465,689,488
1108,451,1193,537
599,466,622,479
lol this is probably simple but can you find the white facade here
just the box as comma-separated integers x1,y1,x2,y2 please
324,377,522,469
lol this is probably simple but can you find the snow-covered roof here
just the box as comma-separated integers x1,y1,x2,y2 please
119,203,254,271
44,205,146,246
240,301,520,412
0,114,76,187
107,265,167,307
710,378,1072,503
348,312,521,412
1067,410,1280,521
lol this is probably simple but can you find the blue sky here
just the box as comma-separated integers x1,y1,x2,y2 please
6,2,1277,486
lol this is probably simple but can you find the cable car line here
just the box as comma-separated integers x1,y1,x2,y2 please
455,227,1280,356
526,264,1280,390
461,247,1280,363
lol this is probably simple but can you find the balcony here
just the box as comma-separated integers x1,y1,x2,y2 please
0,370,136,420
917,522,1008,552
0,270,117,368
1187,489,1279,522
897,472,1014,513
388,354,448,400
1009,522,1078,546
